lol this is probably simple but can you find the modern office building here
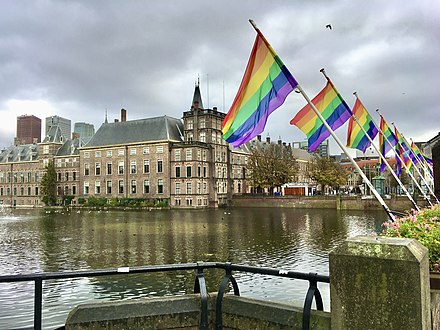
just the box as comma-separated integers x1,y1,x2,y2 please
73,122,95,144
45,116,71,141
15,115,41,145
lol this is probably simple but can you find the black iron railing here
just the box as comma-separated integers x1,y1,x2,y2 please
0,262,330,330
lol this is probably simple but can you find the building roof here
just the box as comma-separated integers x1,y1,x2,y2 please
42,125,65,144
84,115,184,148
56,138,84,156
191,83,204,109
0,144,38,163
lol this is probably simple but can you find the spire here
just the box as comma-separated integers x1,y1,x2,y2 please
104,109,108,124
191,78,204,110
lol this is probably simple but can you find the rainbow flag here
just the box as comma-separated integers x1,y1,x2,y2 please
379,116,398,172
222,32,298,147
290,81,351,152
346,99,378,152
395,127,416,165
395,147,403,176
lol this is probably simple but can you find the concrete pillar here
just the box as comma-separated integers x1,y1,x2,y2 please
329,236,431,330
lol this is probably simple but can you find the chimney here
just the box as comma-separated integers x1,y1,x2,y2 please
266,136,270,143
121,108,126,122
257,135,261,142
278,137,282,145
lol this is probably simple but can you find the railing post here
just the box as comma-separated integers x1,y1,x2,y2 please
34,277,43,330
215,263,240,329
193,262,208,329
302,273,324,330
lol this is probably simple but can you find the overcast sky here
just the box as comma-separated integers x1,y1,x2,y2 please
1,1,438,154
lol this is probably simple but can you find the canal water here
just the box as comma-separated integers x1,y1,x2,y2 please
0,207,388,329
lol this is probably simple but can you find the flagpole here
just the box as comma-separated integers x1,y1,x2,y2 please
392,123,438,203
352,93,419,211
410,138,435,186
297,69,396,221
376,110,432,207
406,136,434,182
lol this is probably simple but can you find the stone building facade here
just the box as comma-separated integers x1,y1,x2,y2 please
0,83,312,208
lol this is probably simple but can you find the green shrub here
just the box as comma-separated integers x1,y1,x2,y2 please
382,204,440,272
86,196,108,207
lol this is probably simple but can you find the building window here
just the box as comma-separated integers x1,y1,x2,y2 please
203,182,207,193
84,151,90,158
57,172,62,181
95,181,101,194
143,147,149,154
198,166,201,177
107,163,112,175
73,172,77,181
107,150,112,157
156,146,163,153
203,166,207,177
118,161,124,175
130,160,136,174
95,151,101,158
186,149,192,161
157,160,163,173
131,180,137,194
144,180,150,194
186,182,192,194
143,160,150,173
118,149,124,156
43,145,49,154
158,179,163,194
197,182,201,194
57,159,62,168
27,187,31,195
130,148,136,155
84,182,89,195
175,182,180,194
95,163,101,175
175,150,181,161
175,166,181,178
107,181,112,194
72,185,76,195
118,180,124,194
187,120,193,130
84,163,90,176
186,166,192,178
65,172,69,181
186,198,192,206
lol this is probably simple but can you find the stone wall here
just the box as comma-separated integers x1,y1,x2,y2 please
230,195,429,212
65,294,331,330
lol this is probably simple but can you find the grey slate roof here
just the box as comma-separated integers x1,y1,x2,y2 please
43,125,64,144
84,116,184,148
0,144,38,163
56,138,84,156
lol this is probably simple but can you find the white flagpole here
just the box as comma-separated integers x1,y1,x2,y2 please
296,69,396,221
392,123,438,203
352,93,419,211
409,138,434,181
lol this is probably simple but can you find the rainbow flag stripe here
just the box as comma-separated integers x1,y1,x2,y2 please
290,81,351,152
346,99,378,152
379,116,398,172
222,33,298,147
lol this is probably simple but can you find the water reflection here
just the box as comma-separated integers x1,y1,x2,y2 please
0,207,388,329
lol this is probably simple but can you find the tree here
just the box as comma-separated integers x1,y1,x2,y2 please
41,160,57,206
246,143,298,193
308,155,348,193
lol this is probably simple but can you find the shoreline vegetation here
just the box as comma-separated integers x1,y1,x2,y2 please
381,203,440,273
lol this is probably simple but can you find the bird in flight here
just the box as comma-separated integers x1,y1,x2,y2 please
326,24,332,30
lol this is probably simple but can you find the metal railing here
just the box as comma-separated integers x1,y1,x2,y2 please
0,262,330,330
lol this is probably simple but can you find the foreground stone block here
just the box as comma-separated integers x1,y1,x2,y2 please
329,236,431,330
